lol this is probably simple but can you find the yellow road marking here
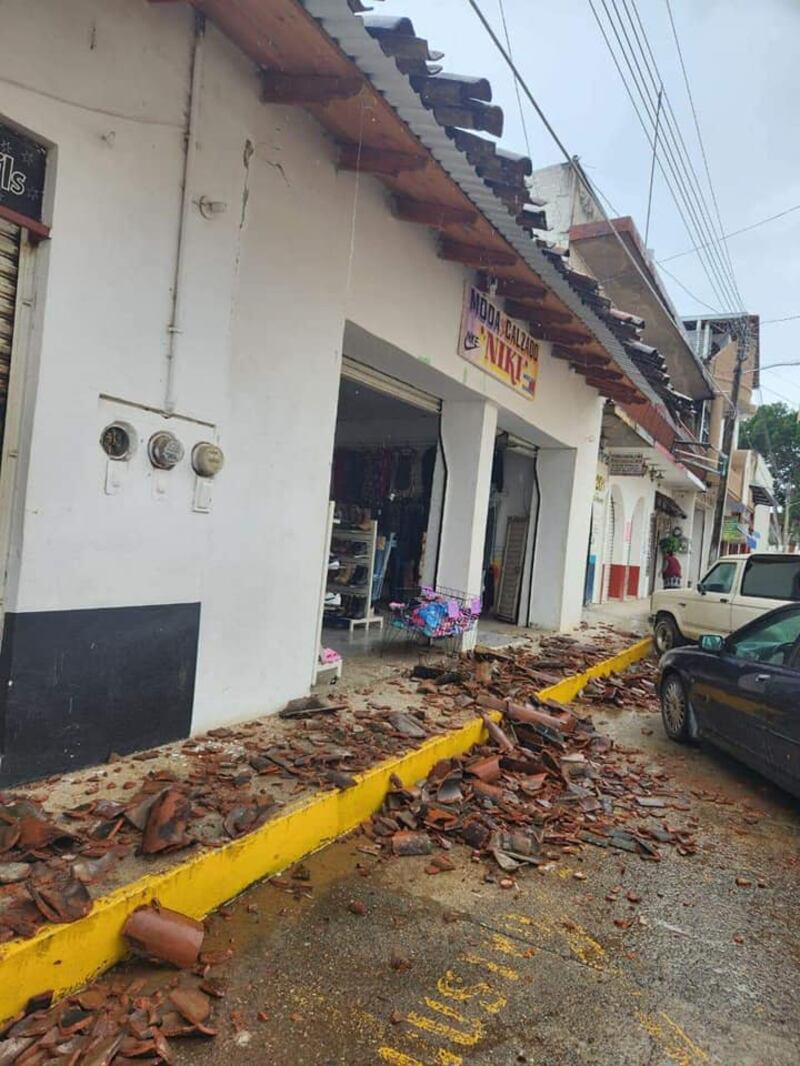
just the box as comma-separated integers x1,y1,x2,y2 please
636,1010,711,1065
406,999,485,1046
436,972,507,1014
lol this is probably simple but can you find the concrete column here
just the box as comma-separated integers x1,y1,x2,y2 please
421,444,446,589
530,429,599,631
752,503,771,548
671,489,697,586
436,399,498,647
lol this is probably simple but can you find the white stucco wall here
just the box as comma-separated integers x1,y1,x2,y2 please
1,0,604,732
600,475,656,599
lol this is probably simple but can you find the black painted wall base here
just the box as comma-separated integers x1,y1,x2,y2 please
0,603,200,786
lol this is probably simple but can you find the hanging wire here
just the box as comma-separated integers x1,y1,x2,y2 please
593,0,741,313
463,0,714,341
496,0,532,158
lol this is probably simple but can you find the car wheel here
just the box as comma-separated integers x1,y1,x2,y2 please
661,673,691,742
654,614,681,654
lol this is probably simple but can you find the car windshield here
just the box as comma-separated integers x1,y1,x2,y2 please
701,561,737,594
729,609,800,665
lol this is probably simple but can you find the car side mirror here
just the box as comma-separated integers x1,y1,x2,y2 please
697,583,706,595
698,633,724,653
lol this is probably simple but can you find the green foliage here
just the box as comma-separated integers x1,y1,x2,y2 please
659,533,682,554
739,402,800,511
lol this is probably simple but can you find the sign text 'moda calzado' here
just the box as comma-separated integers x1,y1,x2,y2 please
457,284,539,400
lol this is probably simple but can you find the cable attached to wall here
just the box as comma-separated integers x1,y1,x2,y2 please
164,11,205,416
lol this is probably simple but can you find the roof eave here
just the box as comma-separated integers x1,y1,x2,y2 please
301,0,667,414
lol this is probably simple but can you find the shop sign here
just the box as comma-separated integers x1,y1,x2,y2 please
608,454,646,477
457,284,539,400
0,122,47,223
721,517,744,542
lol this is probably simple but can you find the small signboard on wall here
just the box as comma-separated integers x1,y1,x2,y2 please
0,121,47,224
608,454,647,477
457,284,539,400
721,517,745,542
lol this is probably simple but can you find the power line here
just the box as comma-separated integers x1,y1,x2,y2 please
590,198,800,293
660,201,800,264
663,0,744,306
463,0,703,349
657,263,721,315
644,84,663,245
762,313,800,326
621,0,743,311
591,0,743,314
591,0,734,313
584,0,733,315
496,0,531,158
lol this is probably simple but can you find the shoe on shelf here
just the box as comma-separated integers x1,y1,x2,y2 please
328,556,340,571
335,564,356,585
325,591,342,608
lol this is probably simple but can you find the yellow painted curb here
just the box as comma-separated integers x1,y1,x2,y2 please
0,717,488,1022
0,635,652,1022
538,636,653,705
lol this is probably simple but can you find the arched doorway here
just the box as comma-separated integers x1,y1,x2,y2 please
627,496,646,598
603,486,625,600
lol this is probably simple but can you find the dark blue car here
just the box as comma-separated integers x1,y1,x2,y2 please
659,603,800,798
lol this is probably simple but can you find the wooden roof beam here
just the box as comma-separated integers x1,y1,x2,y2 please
392,197,478,228
583,378,641,402
261,71,363,104
503,299,572,326
484,276,548,302
439,239,516,268
339,146,428,176
551,345,609,366
572,365,624,382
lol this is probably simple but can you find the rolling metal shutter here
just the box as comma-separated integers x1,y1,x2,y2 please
0,219,21,414
341,356,440,414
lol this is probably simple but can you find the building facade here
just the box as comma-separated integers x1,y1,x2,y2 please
529,163,714,603
0,0,675,783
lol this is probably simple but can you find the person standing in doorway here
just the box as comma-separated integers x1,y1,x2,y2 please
662,549,682,589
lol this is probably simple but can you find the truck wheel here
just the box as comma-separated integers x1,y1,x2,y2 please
661,673,691,742
654,614,682,654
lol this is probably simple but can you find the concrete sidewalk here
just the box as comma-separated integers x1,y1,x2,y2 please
582,597,651,636
0,628,650,1023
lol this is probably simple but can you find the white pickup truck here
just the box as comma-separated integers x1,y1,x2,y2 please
651,552,800,653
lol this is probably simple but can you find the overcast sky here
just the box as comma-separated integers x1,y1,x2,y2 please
380,0,800,407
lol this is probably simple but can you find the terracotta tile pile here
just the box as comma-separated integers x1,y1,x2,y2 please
0,703,449,942
366,687,696,873
456,633,632,693
0,902,222,1064
579,660,660,712
0,764,277,943
0,627,658,942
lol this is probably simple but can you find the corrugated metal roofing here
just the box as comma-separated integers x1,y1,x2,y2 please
301,0,667,414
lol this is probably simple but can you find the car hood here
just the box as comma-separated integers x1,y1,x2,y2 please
651,588,691,605
658,645,713,677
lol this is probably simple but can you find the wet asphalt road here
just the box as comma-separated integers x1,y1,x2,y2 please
128,703,799,1066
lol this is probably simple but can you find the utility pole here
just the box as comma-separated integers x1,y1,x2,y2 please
644,86,663,247
709,320,749,563
783,486,792,550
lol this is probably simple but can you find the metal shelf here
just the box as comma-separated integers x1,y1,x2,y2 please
323,516,383,634
331,528,373,540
